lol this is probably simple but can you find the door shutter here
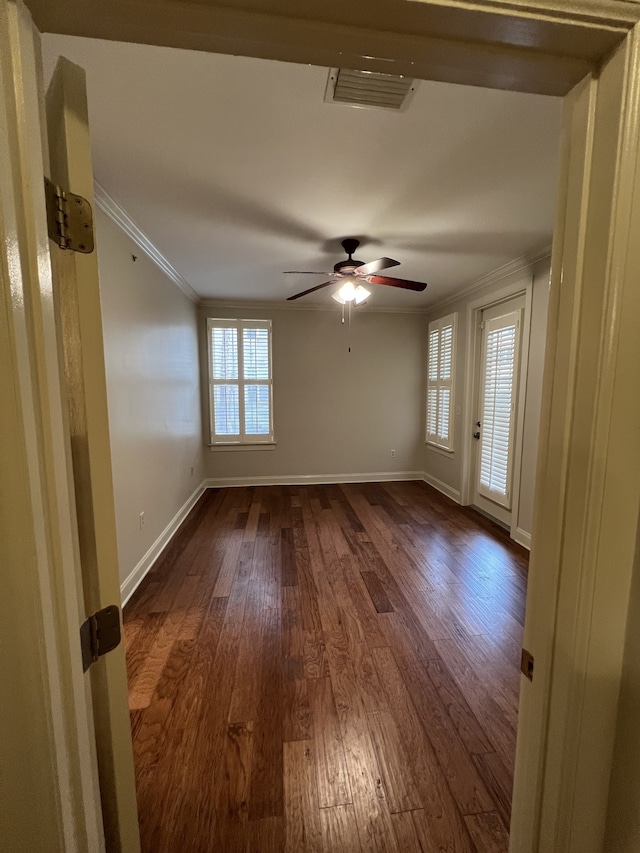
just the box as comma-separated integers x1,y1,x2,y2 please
478,310,521,508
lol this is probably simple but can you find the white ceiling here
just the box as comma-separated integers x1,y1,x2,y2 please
41,36,562,309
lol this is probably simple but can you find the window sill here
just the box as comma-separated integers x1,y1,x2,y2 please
209,442,277,452
425,442,454,457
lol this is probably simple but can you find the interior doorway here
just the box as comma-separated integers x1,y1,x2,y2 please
8,2,640,852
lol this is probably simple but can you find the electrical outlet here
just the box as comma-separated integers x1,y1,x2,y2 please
139,511,145,530
390,449,396,458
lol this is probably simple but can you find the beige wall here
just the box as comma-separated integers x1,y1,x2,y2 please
201,305,426,482
97,211,204,585
423,258,551,539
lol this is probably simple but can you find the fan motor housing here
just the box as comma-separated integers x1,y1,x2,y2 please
334,258,364,273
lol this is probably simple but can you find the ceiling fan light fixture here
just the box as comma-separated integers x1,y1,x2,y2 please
332,281,371,305
285,239,427,301
333,278,370,305
338,280,357,302
354,285,370,304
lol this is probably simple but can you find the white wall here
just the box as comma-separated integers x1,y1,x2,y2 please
423,257,551,540
201,305,426,483
96,210,204,588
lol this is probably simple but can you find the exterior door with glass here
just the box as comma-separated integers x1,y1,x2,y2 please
473,295,525,527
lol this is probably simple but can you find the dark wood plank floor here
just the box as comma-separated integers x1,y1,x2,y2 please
123,481,528,853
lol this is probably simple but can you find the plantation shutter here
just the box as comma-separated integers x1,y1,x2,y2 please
242,326,271,436
426,314,456,451
211,326,239,436
478,310,520,508
208,318,273,444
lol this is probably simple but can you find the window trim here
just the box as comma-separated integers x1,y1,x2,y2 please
207,317,275,447
426,312,457,452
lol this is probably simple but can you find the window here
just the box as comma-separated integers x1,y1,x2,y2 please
207,318,274,445
426,313,456,451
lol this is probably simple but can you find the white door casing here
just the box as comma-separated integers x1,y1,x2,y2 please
513,33,640,853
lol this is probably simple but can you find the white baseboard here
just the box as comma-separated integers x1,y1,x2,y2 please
421,471,461,504
512,527,532,550
204,471,424,489
120,482,207,606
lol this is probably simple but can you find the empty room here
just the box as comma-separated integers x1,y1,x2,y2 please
39,30,562,851
38,30,562,852
7,4,640,853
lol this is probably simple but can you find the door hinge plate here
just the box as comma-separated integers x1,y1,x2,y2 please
44,176,95,253
80,605,121,672
521,648,534,681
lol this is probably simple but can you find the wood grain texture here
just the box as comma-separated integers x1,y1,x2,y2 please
124,482,528,852
307,677,352,809
320,803,363,852
368,710,422,814
361,570,395,613
283,740,323,853
465,811,511,852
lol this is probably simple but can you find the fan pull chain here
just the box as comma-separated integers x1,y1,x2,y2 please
348,301,352,352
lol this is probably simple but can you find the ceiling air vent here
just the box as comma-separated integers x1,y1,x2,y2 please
325,68,417,111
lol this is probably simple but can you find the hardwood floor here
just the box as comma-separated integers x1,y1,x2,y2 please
123,481,528,852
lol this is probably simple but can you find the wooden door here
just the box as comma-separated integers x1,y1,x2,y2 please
46,56,140,852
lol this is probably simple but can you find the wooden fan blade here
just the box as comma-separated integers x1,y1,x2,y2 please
365,275,427,292
287,280,335,300
283,271,334,275
354,257,400,276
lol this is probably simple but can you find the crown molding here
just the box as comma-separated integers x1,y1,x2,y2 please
198,298,431,315
200,245,552,316
91,183,550,317
425,244,552,315
93,181,200,304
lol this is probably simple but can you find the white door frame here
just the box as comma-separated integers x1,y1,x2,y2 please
0,1,105,850
460,278,533,547
7,2,640,851
512,41,640,851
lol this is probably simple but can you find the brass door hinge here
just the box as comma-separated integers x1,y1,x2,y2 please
80,605,121,672
521,648,534,681
44,176,95,253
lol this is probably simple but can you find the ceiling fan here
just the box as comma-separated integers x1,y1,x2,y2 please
284,238,427,301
